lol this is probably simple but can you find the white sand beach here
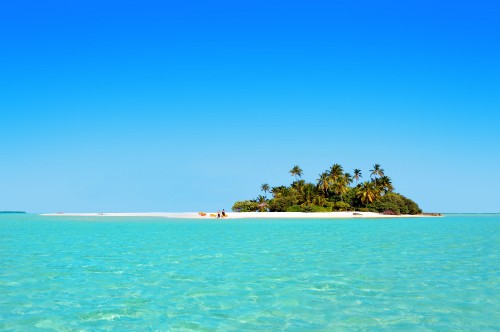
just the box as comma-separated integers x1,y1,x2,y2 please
41,212,436,219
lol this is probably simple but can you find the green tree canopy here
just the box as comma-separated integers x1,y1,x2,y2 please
290,165,303,181
233,162,422,215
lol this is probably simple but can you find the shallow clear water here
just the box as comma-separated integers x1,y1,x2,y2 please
0,214,498,331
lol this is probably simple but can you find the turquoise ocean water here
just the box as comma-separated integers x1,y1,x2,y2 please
0,214,498,330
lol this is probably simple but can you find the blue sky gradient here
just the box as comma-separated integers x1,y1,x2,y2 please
1,0,499,212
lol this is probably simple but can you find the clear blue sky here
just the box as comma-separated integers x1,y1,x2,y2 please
1,0,499,213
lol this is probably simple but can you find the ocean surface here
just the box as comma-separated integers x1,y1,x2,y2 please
0,214,498,331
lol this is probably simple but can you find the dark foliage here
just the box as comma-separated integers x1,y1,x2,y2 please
233,163,423,215
232,200,259,212
366,192,422,215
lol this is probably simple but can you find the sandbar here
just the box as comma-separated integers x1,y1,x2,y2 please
41,212,437,219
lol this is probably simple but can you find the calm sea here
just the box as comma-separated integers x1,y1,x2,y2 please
0,214,498,330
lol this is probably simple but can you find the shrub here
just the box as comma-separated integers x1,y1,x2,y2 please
333,201,351,211
286,205,303,212
284,204,332,212
232,200,259,212
366,192,422,215
367,200,402,214
268,196,298,212
300,204,331,212
324,202,335,211
341,187,358,207
312,205,332,212
400,195,422,215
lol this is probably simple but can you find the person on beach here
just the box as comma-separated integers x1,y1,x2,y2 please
222,209,226,217
217,211,221,218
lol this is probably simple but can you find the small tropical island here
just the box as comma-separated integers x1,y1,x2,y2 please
232,163,424,215
43,163,436,219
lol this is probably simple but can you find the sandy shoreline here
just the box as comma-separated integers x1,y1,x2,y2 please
41,212,437,219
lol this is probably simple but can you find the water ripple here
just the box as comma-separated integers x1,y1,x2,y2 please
0,214,498,330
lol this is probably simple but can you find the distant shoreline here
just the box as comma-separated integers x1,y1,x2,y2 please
41,212,441,219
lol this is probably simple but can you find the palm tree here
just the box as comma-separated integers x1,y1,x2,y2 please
261,183,270,198
292,179,305,190
290,165,303,181
370,164,385,183
328,164,344,196
271,186,287,198
332,173,351,199
353,169,362,185
313,195,327,207
377,176,394,194
356,181,380,205
329,164,344,180
344,172,353,186
300,183,316,205
255,195,269,212
317,171,331,196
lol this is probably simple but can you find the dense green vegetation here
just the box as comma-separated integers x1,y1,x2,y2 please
232,163,422,215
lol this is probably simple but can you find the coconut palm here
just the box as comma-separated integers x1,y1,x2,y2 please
290,165,303,181
255,195,269,212
317,171,331,196
353,169,362,185
356,181,380,205
271,186,288,198
370,164,385,183
292,179,305,190
378,176,394,194
329,163,344,180
312,195,327,207
261,183,270,198
332,173,350,199
344,172,353,186
328,164,344,196
300,183,316,204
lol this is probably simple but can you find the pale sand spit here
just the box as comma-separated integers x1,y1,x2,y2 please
41,212,436,219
